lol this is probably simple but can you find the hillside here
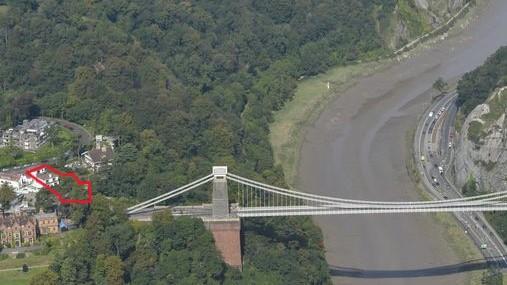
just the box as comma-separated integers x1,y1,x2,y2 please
0,0,473,284
455,46,507,244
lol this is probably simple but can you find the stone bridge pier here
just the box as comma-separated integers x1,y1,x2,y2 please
203,166,242,269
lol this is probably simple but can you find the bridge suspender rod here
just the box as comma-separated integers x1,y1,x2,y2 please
227,173,507,206
227,175,507,210
127,174,213,211
127,174,214,213
128,176,214,214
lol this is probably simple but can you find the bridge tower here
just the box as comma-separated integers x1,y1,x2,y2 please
204,166,242,269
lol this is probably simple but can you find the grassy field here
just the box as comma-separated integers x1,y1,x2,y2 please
0,254,53,285
0,254,52,271
269,60,390,186
0,6,8,17
0,267,46,285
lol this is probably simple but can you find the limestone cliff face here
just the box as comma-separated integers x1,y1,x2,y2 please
385,0,467,49
455,89,507,192
414,0,465,20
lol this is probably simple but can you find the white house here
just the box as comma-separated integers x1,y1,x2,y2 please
0,168,59,195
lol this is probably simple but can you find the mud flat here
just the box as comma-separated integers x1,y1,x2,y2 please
295,1,507,284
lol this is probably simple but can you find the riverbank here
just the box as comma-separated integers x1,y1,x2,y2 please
270,60,390,186
270,0,507,284
270,0,483,187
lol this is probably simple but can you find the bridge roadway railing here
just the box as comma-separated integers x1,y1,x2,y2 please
236,204,507,217
227,173,507,208
126,168,507,217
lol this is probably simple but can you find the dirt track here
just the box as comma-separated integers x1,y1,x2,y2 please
298,1,507,284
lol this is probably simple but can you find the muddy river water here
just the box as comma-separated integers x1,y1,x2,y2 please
298,1,507,284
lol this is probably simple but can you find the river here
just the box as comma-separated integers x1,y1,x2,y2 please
298,1,507,284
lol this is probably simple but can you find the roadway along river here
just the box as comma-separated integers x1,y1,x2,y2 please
298,1,507,284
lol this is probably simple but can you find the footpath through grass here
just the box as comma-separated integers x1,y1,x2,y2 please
0,254,52,270
0,253,53,285
0,267,46,285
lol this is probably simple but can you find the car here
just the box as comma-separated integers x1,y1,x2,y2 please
420,155,425,161
443,195,448,199
480,244,488,250
448,142,452,148
438,166,444,174
429,111,434,118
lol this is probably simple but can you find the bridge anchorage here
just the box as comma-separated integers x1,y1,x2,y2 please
127,166,507,268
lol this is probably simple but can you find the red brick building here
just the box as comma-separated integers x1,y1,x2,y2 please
35,211,59,235
0,214,36,247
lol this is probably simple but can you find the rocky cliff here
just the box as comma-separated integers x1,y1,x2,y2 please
384,0,467,49
455,87,507,192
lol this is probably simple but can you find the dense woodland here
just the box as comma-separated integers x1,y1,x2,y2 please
457,46,507,116
0,0,400,284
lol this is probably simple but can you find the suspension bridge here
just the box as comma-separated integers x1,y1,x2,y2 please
126,166,507,268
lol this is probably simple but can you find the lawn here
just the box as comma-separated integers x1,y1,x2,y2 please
0,254,53,270
0,6,8,17
0,127,74,169
0,267,46,285
0,254,53,285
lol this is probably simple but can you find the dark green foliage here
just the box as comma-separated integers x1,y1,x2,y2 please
486,211,507,245
481,268,503,285
457,46,507,115
433,77,448,93
0,0,399,283
462,175,481,197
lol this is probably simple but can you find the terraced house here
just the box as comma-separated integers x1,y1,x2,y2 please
0,214,36,247
0,119,51,151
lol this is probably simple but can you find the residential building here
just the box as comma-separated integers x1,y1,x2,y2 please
0,214,36,247
35,210,59,235
81,135,115,172
0,119,51,151
0,167,59,195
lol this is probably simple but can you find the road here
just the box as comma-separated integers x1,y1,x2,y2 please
298,0,507,284
415,91,507,267
40,116,93,146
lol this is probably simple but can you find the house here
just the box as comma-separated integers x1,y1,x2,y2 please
59,218,76,231
0,119,52,151
81,135,116,172
0,167,59,195
82,146,114,172
0,171,23,190
95,135,117,150
0,214,36,247
35,210,59,235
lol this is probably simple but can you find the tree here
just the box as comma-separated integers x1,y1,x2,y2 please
35,188,56,213
93,255,125,285
29,269,58,285
0,184,15,216
462,175,479,197
433,77,448,93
